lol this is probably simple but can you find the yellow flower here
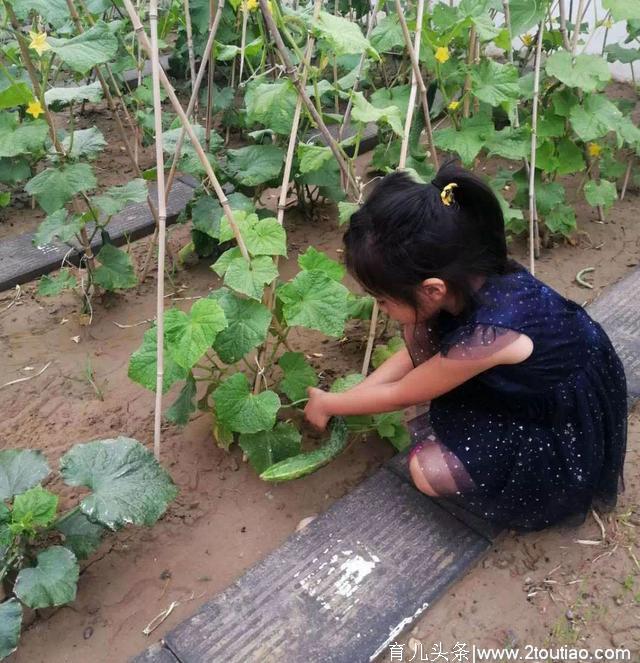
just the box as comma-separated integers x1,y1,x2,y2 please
448,100,460,111
26,99,44,118
246,0,258,11
521,34,534,47
435,46,450,64
28,31,51,57
602,18,613,29
587,142,602,158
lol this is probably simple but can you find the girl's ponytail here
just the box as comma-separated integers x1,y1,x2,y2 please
429,160,507,262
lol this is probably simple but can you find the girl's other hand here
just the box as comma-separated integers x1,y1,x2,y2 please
304,387,331,431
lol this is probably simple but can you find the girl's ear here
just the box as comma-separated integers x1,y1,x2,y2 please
419,278,447,300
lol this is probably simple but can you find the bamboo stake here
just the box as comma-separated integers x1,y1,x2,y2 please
252,0,322,394
122,0,250,262
620,158,634,200
150,0,167,461
394,0,439,169
462,26,476,119
205,0,216,149
570,0,586,53
164,0,225,196
184,0,198,115
528,21,545,275
558,0,571,50
258,0,360,198
239,2,249,83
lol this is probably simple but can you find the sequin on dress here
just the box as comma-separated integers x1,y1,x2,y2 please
403,264,628,532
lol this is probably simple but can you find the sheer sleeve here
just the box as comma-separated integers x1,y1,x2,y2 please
440,323,524,360
402,321,439,367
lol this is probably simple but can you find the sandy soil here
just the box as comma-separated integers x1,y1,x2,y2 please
0,97,639,661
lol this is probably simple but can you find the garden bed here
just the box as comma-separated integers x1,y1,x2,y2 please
2,144,639,661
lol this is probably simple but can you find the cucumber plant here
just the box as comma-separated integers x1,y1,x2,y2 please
128,203,410,478
0,438,178,660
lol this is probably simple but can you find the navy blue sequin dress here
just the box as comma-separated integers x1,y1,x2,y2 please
403,263,628,532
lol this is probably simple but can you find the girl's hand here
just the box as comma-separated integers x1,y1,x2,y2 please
304,387,331,431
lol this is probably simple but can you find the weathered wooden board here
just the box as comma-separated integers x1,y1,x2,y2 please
131,642,179,663
588,269,640,400
0,177,196,292
153,468,489,663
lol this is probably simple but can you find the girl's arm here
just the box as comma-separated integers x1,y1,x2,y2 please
305,333,532,429
349,347,414,390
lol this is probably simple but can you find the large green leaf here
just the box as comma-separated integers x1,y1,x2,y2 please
33,210,83,246
219,213,286,257
93,244,137,291
14,546,79,609
245,80,297,135
11,486,58,532
545,51,611,92
297,144,334,175
351,91,404,137
94,179,148,218
55,509,106,560
313,11,378,58
471,60,520,105
370,14,404,52
569,94,622,142
25,163,96,214
212,250,278,301
485,126,530,160
60,437,178,529
372,336,405,369
0,82,32,110
239,422,302,475
49,22,118,74
602,0,640,21
298,247,345,281
507,0,550,35
604,43,640,64
128,325,188,393
370,85,412,121
191,192,254,240
277,270,350,337
210,288,271,365
545,204,576,236
0,117,48,158
164,298,227,369
45,81,103,108
434,114,495,165
0,599,22,660
213,373,280,434
13,0,71,27
226,145,284,187
60,127,106,161
37,269,78,296
584,180,617,209
0,449,50,500
278,352,318,402
165,372,197,426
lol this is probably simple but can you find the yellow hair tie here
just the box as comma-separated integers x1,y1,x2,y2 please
440,182,458,206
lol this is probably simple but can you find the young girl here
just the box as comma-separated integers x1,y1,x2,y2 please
304,162,628,532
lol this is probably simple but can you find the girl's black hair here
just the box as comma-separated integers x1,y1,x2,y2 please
343,160,512,311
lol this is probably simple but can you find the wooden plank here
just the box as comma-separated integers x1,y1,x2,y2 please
0,177,196,292
159,468,489,663
588,269,640,401
130,642,179,663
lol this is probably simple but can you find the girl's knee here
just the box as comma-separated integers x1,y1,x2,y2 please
409,454,440,497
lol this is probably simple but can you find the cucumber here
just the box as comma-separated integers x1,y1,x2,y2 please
259,417,349,482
